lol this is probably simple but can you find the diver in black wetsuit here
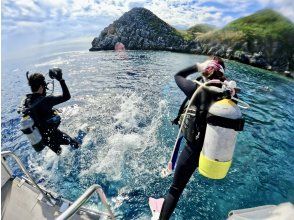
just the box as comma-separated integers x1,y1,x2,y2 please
21,68,80,155
160,57,227,219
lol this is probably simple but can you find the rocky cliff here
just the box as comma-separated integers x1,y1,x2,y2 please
90,8,294,77
90,8,196,52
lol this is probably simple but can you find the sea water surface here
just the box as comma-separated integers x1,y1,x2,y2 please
1,45,294,219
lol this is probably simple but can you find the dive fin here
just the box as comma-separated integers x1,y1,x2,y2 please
149,197,164,220
74,125,89,146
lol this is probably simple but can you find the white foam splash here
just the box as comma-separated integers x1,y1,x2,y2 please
27,145,73,180
91,133,142,180
113,93,143,130
59,104,81,119
80,92,167,182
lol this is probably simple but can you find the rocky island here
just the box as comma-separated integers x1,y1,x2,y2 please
90,8,294,77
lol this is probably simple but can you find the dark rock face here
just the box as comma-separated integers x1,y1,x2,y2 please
90,8,196,52
198,40,292,73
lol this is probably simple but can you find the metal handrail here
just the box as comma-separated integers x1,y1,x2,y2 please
56,184,115,220
1,151,54,205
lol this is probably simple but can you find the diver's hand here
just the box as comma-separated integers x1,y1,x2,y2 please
55,68,63,81
196,60,211,72
49,68,63,81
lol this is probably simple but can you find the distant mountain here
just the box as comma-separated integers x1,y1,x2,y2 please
90,8,294,77
90,8,194,52
188,24,216,34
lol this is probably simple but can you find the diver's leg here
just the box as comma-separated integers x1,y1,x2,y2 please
47,143,62,155
55,129,80,149
159,143,201,220
46,137,62,155
41,132,62,155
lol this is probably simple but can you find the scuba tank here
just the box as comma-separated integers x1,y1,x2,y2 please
199,98,245,179
20,114,45,152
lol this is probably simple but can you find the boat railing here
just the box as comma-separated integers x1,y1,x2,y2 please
56,184,115,220
1,151,55,205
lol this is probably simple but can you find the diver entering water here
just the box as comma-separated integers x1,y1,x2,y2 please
19,68,80,155
159,56,235,219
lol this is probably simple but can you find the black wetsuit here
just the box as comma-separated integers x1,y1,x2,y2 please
24,79,78,154
160,65,221,219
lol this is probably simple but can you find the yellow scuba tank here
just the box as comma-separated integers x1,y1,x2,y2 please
199,99,245,179
20,115,45,152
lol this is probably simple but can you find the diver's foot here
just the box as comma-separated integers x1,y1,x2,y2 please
70,139,81,149
56,148,62,155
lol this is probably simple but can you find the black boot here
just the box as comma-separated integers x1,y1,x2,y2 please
70,138,81,149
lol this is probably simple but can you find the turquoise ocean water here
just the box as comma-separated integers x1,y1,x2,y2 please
1,47,294,219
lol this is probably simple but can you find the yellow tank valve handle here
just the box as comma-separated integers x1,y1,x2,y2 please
23,115,30,120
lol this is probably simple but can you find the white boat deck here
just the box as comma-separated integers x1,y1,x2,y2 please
1,177,105,220
1,151,113,220
2,177,59,220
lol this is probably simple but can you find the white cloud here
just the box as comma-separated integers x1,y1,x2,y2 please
2,0,293,33
2,0,293,56
144,1,238,28
40,0,68,8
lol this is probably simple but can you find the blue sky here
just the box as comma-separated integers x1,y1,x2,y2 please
2,0,294,59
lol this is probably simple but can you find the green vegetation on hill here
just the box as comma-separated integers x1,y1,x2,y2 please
176,24,216,41
224,9,294,41
189,9,294,72
176,30,194,41
188,24,216,34
198,9,294,45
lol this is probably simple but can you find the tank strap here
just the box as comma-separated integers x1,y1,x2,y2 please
206,113,245,131
21,127,33,134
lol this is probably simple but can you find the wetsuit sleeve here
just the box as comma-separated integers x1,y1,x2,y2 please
174,65,199,98
44,79,71,107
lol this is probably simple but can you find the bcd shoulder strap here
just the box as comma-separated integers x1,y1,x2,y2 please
172,76,204,125
22,96,45,115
